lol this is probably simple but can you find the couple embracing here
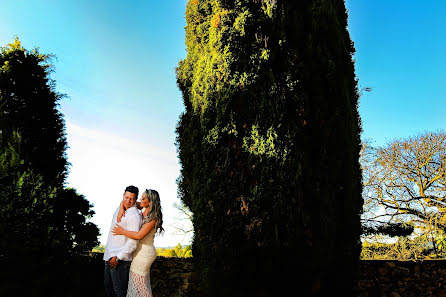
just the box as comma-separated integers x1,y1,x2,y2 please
104,185,164,297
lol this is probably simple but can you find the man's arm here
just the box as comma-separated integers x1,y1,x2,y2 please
117,213,141,260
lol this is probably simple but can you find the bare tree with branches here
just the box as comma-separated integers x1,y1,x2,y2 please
171,201,194,241
361,131,446,253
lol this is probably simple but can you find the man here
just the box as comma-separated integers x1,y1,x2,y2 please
104,185,142,297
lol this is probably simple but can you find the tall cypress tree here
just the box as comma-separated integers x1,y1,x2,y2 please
0,38,99,295
0,38,67,186
176,0,362,296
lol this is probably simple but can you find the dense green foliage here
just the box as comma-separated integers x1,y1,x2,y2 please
361,222,414,238
0,38,99,295
176,0,362,296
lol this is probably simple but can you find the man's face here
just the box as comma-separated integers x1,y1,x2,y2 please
123,191,137,210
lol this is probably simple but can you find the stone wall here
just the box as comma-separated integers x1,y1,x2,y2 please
150,257,200,297
77,255,446,296
359,260,446,297
68,255,198,297
153,258,446,297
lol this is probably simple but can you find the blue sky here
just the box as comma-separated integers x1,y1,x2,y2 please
0,0,190,246
1,0,445,246
1,0,187,150
346,0,446,144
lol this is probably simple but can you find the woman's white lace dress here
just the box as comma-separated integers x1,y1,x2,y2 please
127,218,157,297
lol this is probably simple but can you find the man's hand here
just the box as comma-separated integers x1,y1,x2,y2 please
109,256,119,269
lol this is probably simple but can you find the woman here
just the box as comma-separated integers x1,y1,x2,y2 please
112,189,164,297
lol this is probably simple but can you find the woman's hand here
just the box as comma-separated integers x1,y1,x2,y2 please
117,207,125,223
112,224,125,236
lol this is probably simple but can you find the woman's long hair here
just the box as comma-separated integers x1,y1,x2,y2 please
144,189,164,235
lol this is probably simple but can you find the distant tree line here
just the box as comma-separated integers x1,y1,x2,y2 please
0,38,99,295
157,244,193,258
361,234,446,260
92,244,193,258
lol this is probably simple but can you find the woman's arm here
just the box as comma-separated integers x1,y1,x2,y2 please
117,200,125,223
112,219,156,240
117,202,142,222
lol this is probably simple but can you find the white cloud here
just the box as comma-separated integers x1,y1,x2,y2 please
64,122,193,248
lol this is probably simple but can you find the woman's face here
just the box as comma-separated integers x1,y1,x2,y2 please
140,193,150,208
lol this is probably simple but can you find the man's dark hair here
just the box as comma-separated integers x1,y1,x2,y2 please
124,185,139,197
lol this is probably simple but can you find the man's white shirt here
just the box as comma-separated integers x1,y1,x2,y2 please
103,204,142,261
